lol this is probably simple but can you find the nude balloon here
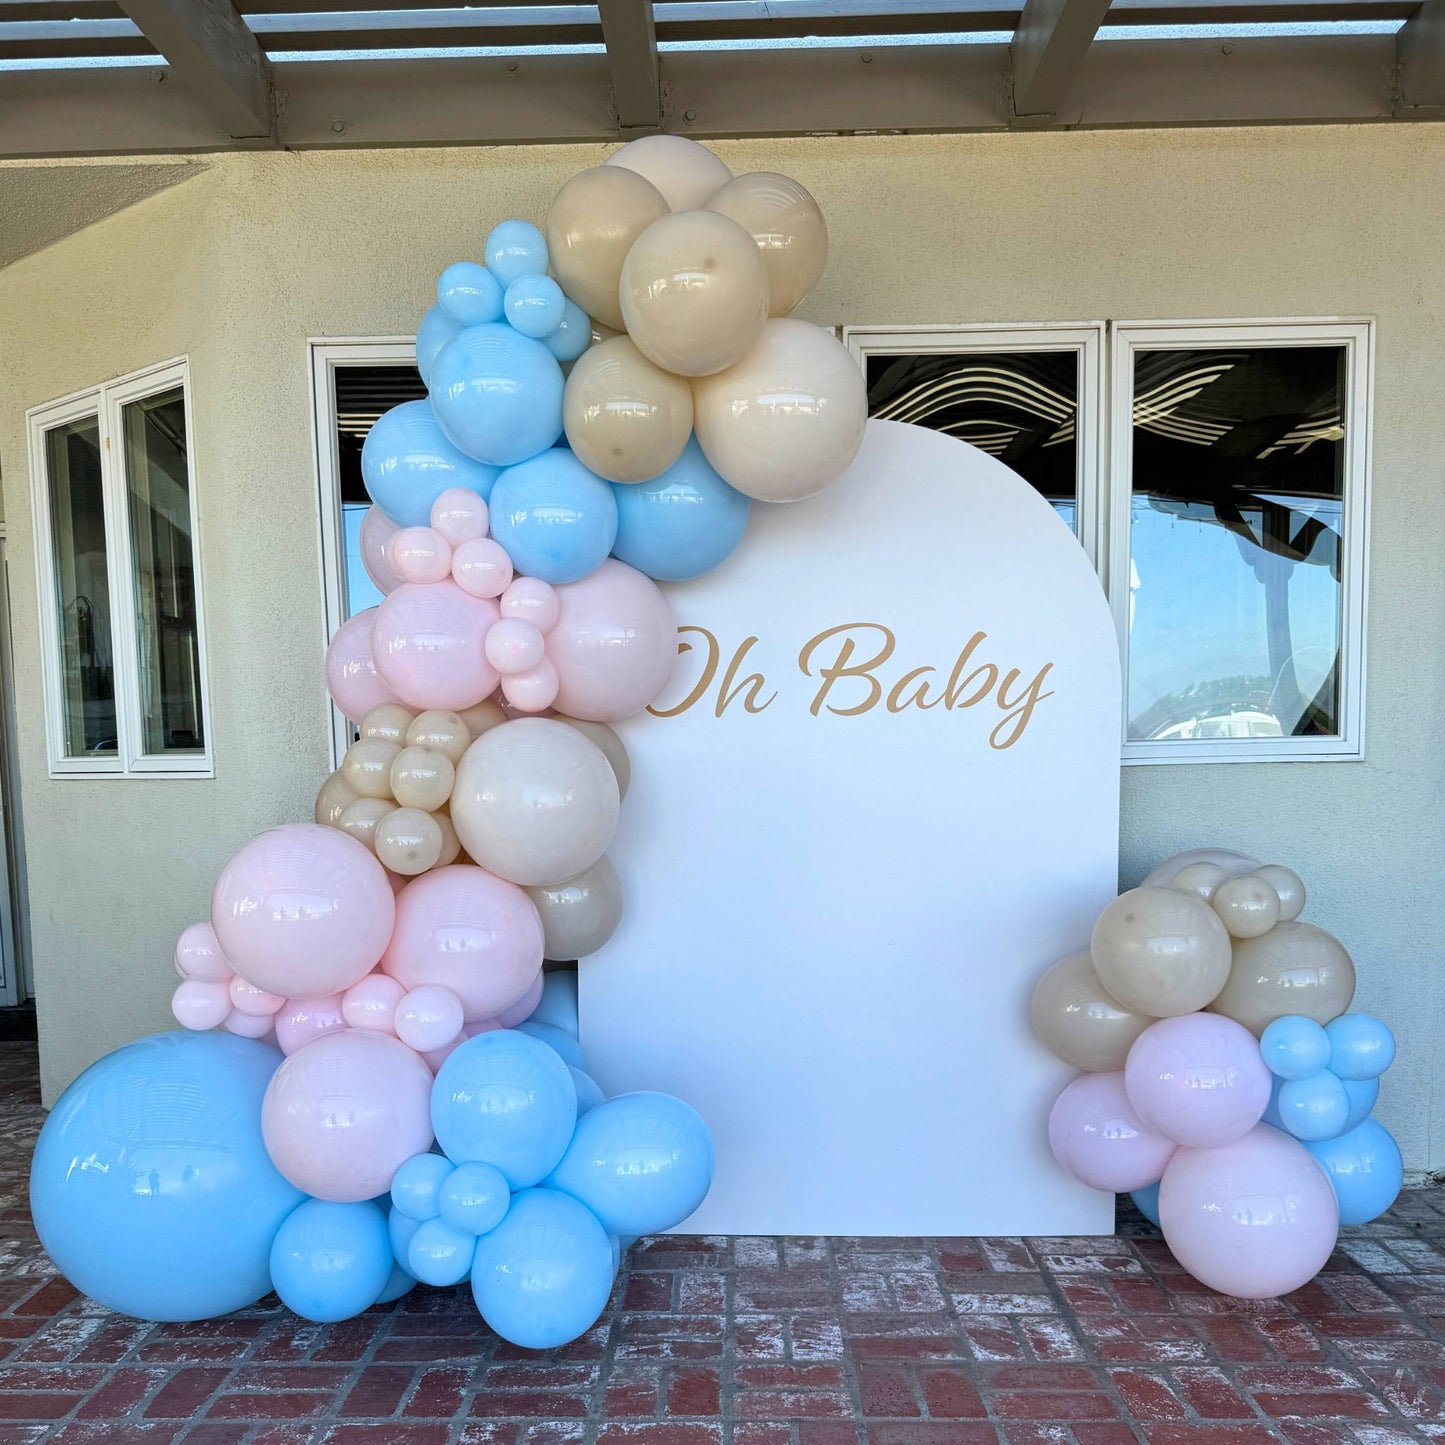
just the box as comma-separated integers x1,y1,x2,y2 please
1091,887,1232,1018
1029,950,1154,1073
372,582,501,712
705,172,828,315
525,855,624,961
1253,864,1307,922
606,134,732,212
325,608,403,723
1211,874,1281,940
1209,921,1356,1036
359,505,404,595
554,717,630,801
563,337,692,485
1047,1071,1175,1193
1141,848,1260,888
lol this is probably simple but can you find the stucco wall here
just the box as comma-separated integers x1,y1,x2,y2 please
2,127,1443,1170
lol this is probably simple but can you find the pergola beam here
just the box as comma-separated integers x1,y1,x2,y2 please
1010,0,1114,119
598,0,662,133
1398,0,1445,108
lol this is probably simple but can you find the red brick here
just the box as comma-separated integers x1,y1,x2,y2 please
732,1426,792,1445
75,1368,166,1419
180,1426,248,1445
0,1395,74,1421
625,1275,673,1311
1170,1366,1254,1419
990,1391,1119,1420
1195,1318,1273,1362
796,1426,862,1445
596,1428,722,1444
735,1390,854,1419
205,1393,333,1421
605,1380,659,1417
470,1391,589,1419
866,1425,995,1444
858,1366,919,1418
144,1367,231,1418
325,1428,452,1445
15,1280,79,1317
917,1367,985,1418
1109,1371,1188,1422
666,1369,719,1416
736,1366,845,1388
486,1364,597,1390
983,1365,1097,1391
1073,1427,1144,1445
846,1337,960,1362
403,1366,468,1419
1253,1391,1389,1419
1143,1430,1277,1444
340,1365,415,1417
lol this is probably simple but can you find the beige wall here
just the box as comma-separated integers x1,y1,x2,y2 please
2,126,1443,1170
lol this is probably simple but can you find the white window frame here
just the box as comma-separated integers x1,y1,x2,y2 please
27,357,213,779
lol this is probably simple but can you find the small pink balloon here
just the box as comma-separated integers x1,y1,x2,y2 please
1125,1014,1272,1149
395,984,465,1053
421,1033,469,1073
172,979,231,1031
372,581,501,711
343,972,406,1032
500,576,561,634
325,607,404,722
431,488,490,545
360,505,405,595
502,659,560,714
386,526,454,585
174,921,233,984
494,970,545,1028
485,618,546,677
274,994,347,1055
228,976,286,1018
222,1008,274,1041
1048,1071,1175,1193
1160,1125,1339,1298
452,538,514,600
464,1018,502,1038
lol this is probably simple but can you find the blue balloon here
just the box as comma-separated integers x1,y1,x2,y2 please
1277,1070,1351,1141
505,275,566,340
546,1092,714,1237
361,399,500,527
1130,1181,1161,1227
531,971,579,1038
1325,1014,1396,1081
569,1068,605,1116
517,1020,586,1070
610,437,750,582
1260,1015,1332,1081
270,1199,393,1323
439,1161,511,1237
391,1152,455,1222
1308,1119,1403,1225
416,304,462,390
429,325,564,468
486,219,549,286
1342,1075,1380,1131
375,1262,417,1305
489,449,618,584
407,1216,477,1287
1262,1075,1285,1130
437,261,503,327
30,1032,303,1322
471,1187,616,1349
432,1030,578,1189
388,1205,421,1264
544,301,593,363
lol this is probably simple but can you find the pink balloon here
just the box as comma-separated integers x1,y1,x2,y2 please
274,994,347,1055
452,538,514,600
342,972,406,1033
172,979,231,1031
1125,1014,1271,1148
485,618,546,677
174,921,233,983
386,526,454,585
502,659,560,714
1160,1125,1339,1298
431,487,490,545
372,581,501,711
421,1035,468,1073
500,576,560,634
222,1008,274,1041
228,976,286,1018
381,863,543,1022
1048,1071,1175,1193
493,970,544,1028
546,559,677,721
211,823,396,999
325,607,404,722
360,505,405,595
395,985,465,1053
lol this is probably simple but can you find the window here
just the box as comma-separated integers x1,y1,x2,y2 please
29,359,210,777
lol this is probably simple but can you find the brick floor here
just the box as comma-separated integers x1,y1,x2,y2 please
4,1042,1445,1442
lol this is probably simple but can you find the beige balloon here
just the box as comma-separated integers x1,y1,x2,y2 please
459,699,508,740
548,165,669,332
315,770,359,829
606,134,732,212
692,319,867,502
359,703,415,747
406,709,471,765
1211,921,1356,1034
1091,886,1233,1017
1141,848,1260,888
563,337,693,484
1170,861,1230,902
1254,864,1307,922
450,718,620,887
1029,949,1154,1073
706,172,828,316
619,210,770,378
525,855,624,961
337,797,392,852
553,716,630,802
1211,875,1281,940
433,808,462,868
374,807,444,877
341,737,399,800
390,744,456,812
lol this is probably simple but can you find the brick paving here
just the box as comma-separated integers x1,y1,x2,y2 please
3,1042,1445,1442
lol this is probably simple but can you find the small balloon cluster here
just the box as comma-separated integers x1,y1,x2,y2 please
1034,848,1403,1301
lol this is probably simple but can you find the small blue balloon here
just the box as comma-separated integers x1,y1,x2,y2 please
489,449,618,584
545,301,593,363
388,1205,421,1264
1277,1070,1352,1142
391,1152,455,1222
362,398,500,527
429,324,565,468
569,1068,606,1116
486,219,549,287
437,261,504,327
407,1216,478,1287
531,971,579,1038
1325,1014,1396,1081
1260,1016,1332,1081
505,275,566,340
432,1030,578,1189
1308,1118,1403,1225
546,1092,714,1237
610,437,751,582
517,1020,586,1070
416,304,463,390
1341,1075,1380,1132
471,1187,616,1350
439,1162,511,1237
375,1262,417,1305
270,1199,393,1324
1130,1181,1161,1227
1262,1075,1285,1130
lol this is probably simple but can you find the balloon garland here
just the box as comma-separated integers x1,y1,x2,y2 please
1034,847,1402,1300
29,137,868,1346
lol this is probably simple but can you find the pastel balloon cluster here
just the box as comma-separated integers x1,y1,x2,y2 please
1035,847,1401,1300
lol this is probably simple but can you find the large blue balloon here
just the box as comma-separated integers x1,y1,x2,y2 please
1308,1118,1403,1225
471,1187,616,1349
432,1030,578,1189
489,449,618,584
546,1092,714,1237
1130,1181,1161,1227
30,1031,304,1321
1325,1014,1396,1081
430,324,565,468
517,1020,586,1070
530,971,579,1038
361,398,499,527
270,1199,393,1323
416,305,462,390
610,437,751,582
1260,1016,1331,1081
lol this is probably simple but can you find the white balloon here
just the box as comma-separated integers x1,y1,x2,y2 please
606,135,733,212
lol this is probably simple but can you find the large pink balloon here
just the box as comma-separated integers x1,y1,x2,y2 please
372,581,501,711
261,1029,434,1201
1047,1071,1175,1193
360,505,405,595
325,608,403,723
545,559,677,722
211,824,395,998
382,864,543,1022
1125,1013,1271,1148
1160,1125,1339,1298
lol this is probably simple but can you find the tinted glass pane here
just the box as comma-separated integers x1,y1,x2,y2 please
1128,345,1347,743
866,350,1080,531
46,416,116,757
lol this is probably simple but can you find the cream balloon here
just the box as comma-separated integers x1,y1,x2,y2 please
433,808,462,868
459,699,508,739
563,337,693,484
606,134,732,213
705,172,828,316
525,855,624,961
374,807,445,877
406,709,471,765
1210,921,1356,1035
1029,949,1155,1073
1254,864,1307,922
1091,887,1233,1018
390,744,456,812
359,703,415,747
547,165,669,331
1169,861,1230,903
337,797,392,852
1141,848,1260,888
341,737,400,801
692,319,867,503
553,716,630,802
1211,875,1281,940
315,770,359,829
619,210,770,378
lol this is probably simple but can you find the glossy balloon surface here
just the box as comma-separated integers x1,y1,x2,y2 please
362,399,500,527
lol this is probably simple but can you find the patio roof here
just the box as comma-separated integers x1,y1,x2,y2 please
0,0,1440,157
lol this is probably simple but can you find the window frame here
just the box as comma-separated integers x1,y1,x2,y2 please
27,357,213,780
